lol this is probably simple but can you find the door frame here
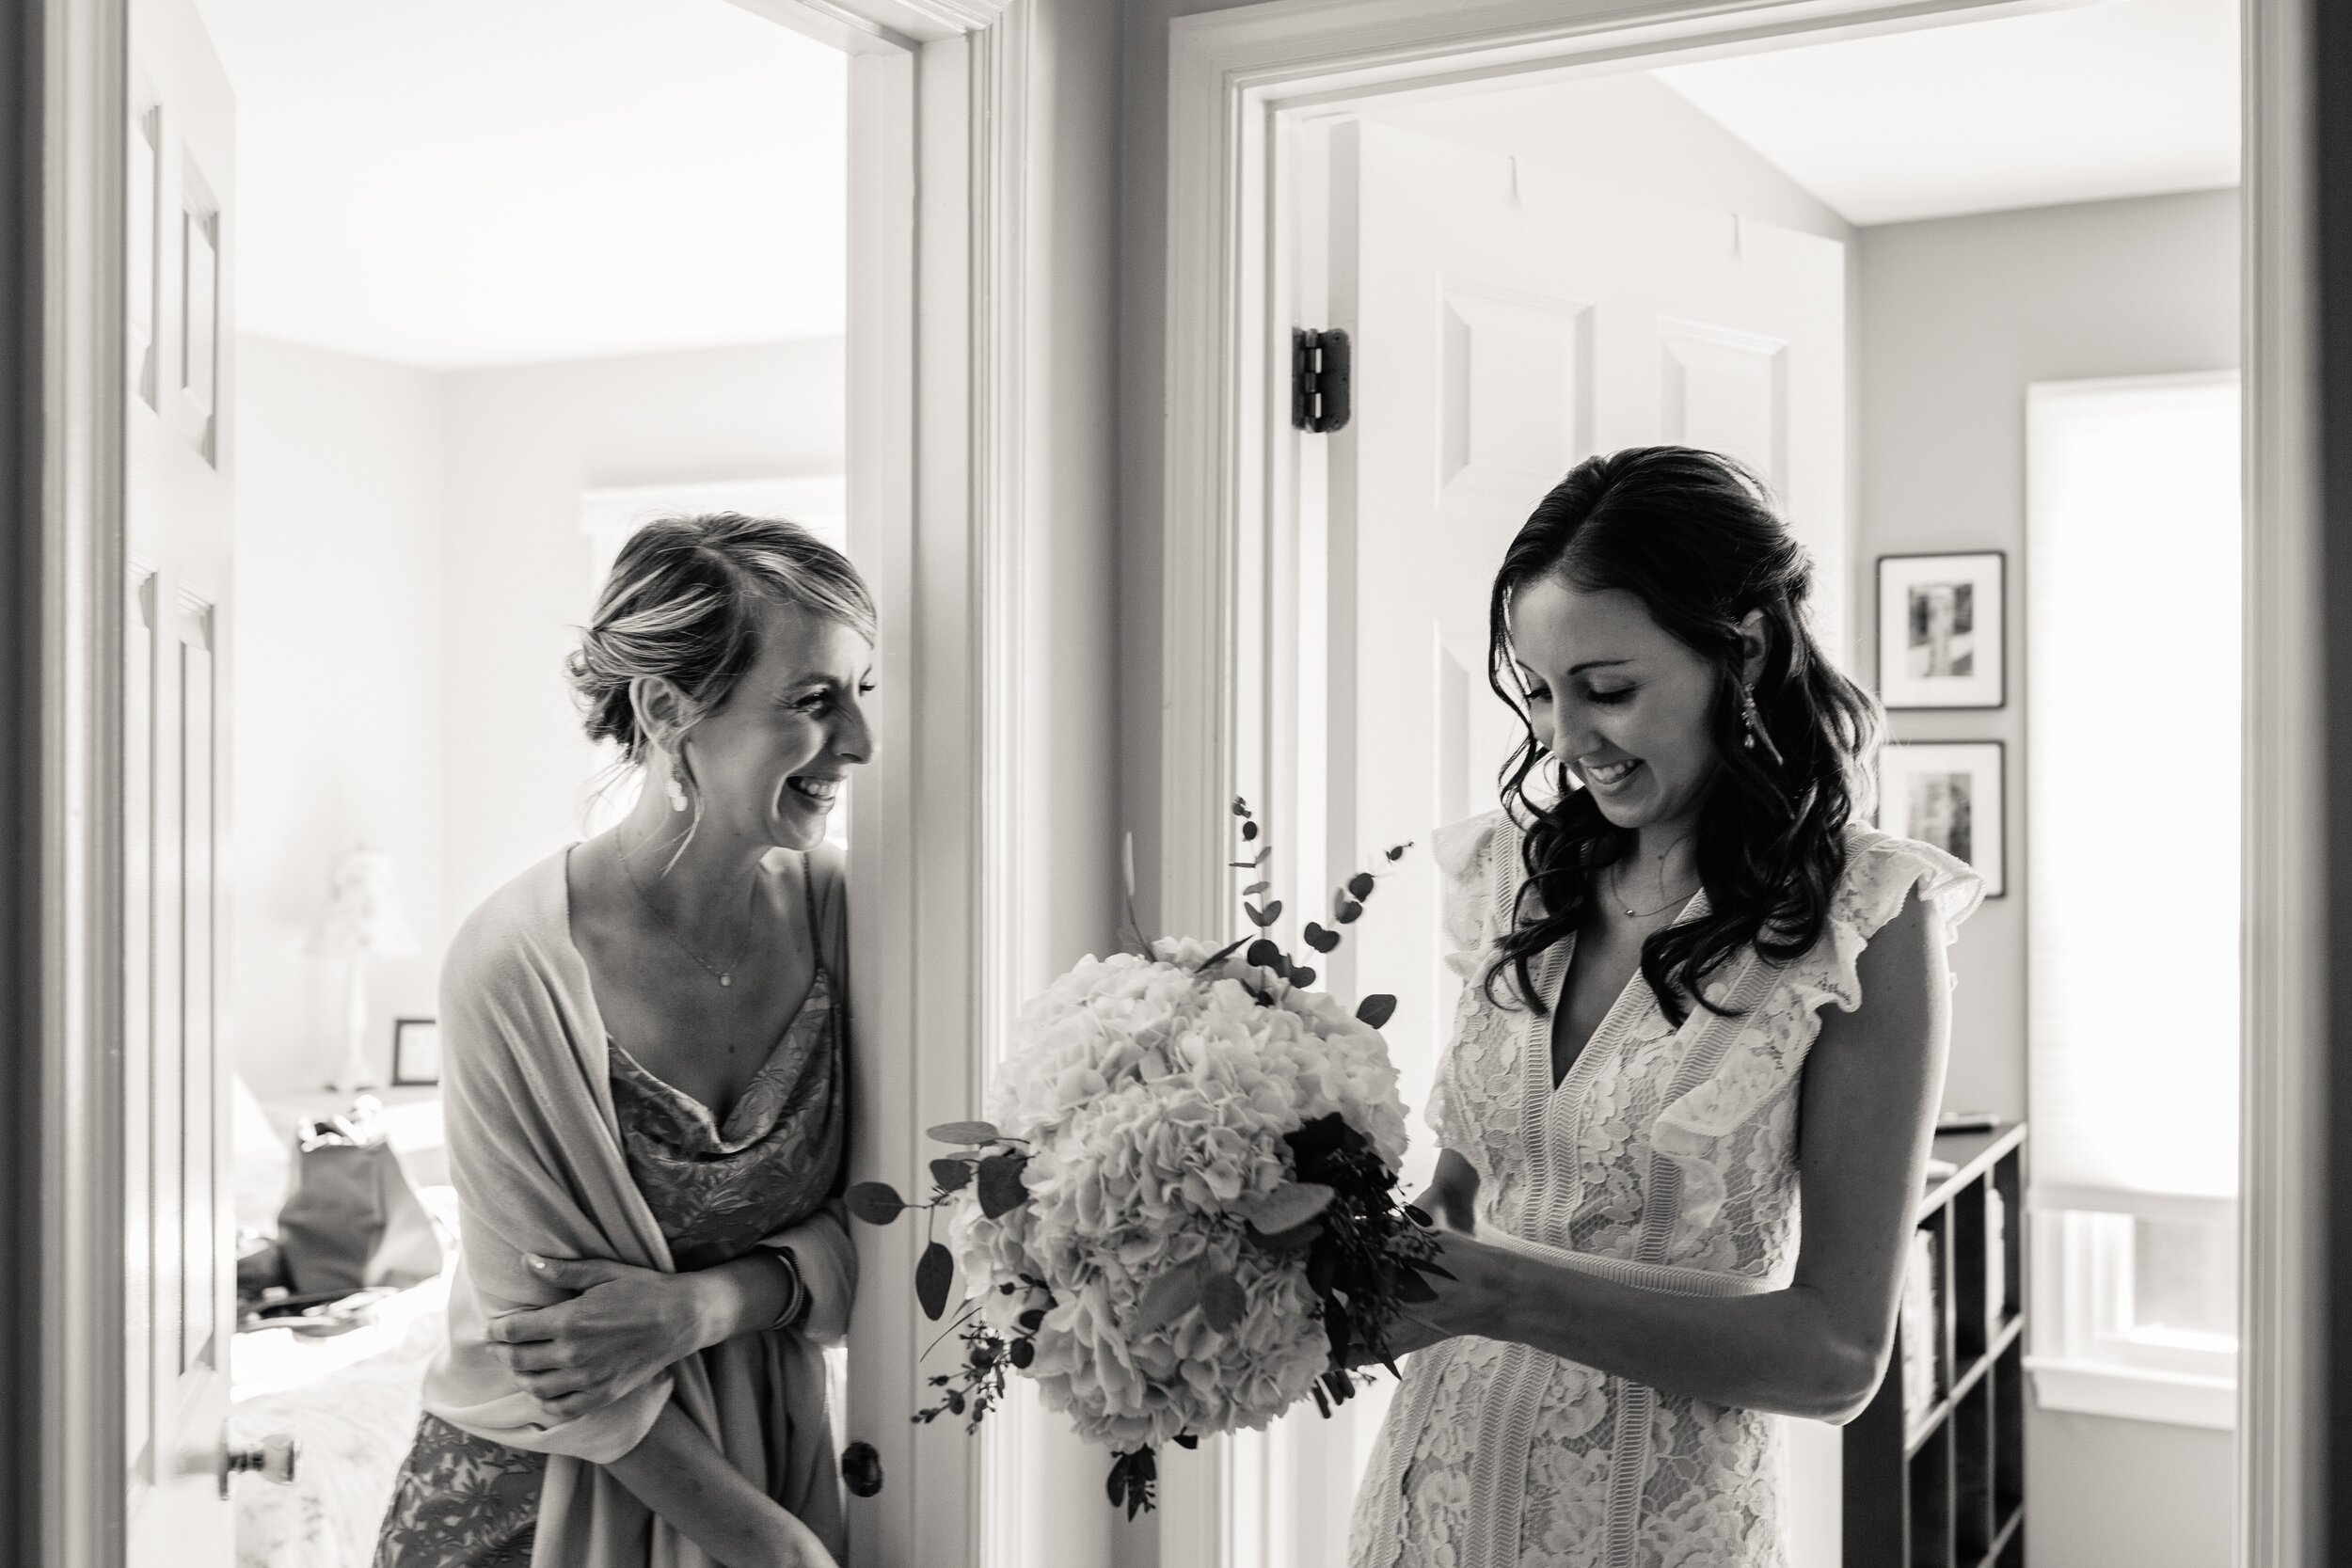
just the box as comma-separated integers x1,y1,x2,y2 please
1153,2,2333,1566
5,1,1048,1566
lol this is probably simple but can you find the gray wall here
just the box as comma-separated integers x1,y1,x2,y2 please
1854,186,2240,1568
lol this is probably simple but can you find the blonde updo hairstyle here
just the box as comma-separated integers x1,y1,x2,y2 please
566,512,876,842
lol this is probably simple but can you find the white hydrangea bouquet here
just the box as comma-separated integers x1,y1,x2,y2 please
848,800,1447,1514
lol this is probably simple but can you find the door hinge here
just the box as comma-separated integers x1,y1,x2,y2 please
1291,327,1351,434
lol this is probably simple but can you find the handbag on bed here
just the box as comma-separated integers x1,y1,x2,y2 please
272,1106,446,1298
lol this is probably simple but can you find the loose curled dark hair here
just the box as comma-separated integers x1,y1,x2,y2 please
1485,447,1882,1026
564,511,876,764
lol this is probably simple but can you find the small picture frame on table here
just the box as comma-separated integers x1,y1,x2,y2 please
1877,551,2006,710
1879,742,2007,897
391,1017,442,1086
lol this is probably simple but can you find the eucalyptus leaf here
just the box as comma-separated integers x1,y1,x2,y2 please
927,1119,1001,1146
1235,1181,1335,1232
1386,842,1412,862
915,1242,955,1320
1009,1338,1035,1369
1243,880,1270,896
1244,899,1282,928
930,1157,974,1193
1347,872,1375,900
1302,922,1339,954
1232,797,1250,816
977,1153,1031,1219
1200,1272,1248,1333
1246,938,1283,972
846,1181,908,1226
1241,820,1259,842
1335,897,1363,925
1290,964,1317,988
1132,1262,1206,1333
1356,993,1398,1030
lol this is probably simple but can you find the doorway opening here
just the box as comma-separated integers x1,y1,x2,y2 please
1229,3,2242,1565
133,1,857,1560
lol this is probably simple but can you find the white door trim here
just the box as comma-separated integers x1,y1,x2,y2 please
21,0,1038,1565
1153,5,2322,1568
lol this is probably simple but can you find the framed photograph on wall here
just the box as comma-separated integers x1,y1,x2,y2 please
1879,741,2007,897
1877,551,2006,709
391,1017,442,1086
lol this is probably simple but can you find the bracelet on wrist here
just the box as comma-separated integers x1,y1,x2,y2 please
767,1246,808,1332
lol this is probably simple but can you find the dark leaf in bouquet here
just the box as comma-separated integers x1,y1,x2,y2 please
1323,1299,1353,1360
1391,1267,1438,1304
846,1181,909,1225
1290,965,1317,988
1347,871,1375,900
1324,1368,1357,1405
1199,934,1251,970
1244,900,1282,928
927,1119,1001,1146
1174,1433,1199,1450
1241,819,1259,842
1311,1384,1332,1418
1302,922,1340,954
1017,1307,1046,1332
1133,1261,1206,1333
1200,1272,1248,1333
915,1242,955,1321
1246,938,1283,972
1416,1260,1456,1281
976,1153,1031,1219
1009,1338,1035,1369
1355,993,1397,1030
930,1157,974,1193
1404,1204,1433,1227
1232,797,1250,816
1235,1181,1335,1232
1334,896,1364,925
1243,880,1270,896
1386,843,1412,862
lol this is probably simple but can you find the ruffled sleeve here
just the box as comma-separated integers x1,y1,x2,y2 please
1788,827,1986,1017
1425,810,1509,1148
1645,828,1986,1221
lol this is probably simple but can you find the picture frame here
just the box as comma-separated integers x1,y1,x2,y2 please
391,1016,442,1086
1877,551,2007,710
1879,741,2007,897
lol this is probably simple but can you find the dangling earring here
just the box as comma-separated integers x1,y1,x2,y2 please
1740,687,1785,767
664,751,690,813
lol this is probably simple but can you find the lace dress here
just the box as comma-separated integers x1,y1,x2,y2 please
1348,812,1982,1568
374,871,847,1568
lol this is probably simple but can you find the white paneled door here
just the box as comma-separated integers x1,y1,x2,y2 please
124,0,238,1558
1273,117,1846,1565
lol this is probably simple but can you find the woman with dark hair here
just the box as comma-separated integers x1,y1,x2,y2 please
1348,449,1982,1568
375,514,874,1568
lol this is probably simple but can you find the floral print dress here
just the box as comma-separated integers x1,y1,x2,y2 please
1348,811,1981,1568
373,919,845,1568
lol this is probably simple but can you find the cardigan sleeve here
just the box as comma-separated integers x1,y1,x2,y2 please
421,880,680,1465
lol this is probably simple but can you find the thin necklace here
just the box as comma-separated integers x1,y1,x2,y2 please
613,827,761,988
1611,859,1698,921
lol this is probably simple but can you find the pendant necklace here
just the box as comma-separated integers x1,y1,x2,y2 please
614,828,761,987
1611,858,1698,921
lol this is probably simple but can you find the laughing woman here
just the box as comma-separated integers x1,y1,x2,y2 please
1350,449,1983,1568
375,515,874,1568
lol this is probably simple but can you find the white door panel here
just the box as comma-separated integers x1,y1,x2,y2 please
1274,117,1848,1566
125,0,236,1556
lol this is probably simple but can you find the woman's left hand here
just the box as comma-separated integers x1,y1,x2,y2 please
485,1255,714,1421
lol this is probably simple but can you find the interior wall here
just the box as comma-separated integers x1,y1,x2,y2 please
1854,185,2241,1568
231,335,448,1097
437,336,846,925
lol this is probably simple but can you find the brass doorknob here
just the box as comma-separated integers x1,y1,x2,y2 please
227,1433,300,1486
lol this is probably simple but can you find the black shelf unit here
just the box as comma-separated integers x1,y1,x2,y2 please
1844,1122,2027,1568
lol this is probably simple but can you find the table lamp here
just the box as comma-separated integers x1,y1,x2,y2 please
308,847,419,1093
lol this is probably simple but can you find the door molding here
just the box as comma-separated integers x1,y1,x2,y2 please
9,1,1037,1566
1152,3,2330,1567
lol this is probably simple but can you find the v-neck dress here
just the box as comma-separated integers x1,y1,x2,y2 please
374,859,847,1568
1348,811,1981,1568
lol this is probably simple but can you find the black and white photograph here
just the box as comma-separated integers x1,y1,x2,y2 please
1878,550,2007,709
7,1,2342,1567
1879,741,2008,897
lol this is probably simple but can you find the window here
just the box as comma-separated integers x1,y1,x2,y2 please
2024,372,2239,1429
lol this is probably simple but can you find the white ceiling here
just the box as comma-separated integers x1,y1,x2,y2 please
194,0,846,368
1650,0,2239,227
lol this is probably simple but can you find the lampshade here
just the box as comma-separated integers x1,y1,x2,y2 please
308,847,420,958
